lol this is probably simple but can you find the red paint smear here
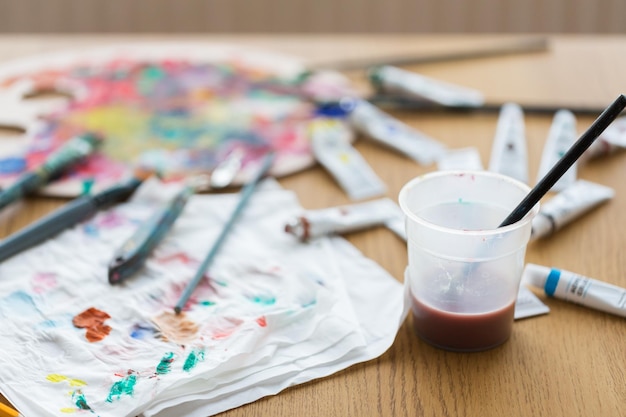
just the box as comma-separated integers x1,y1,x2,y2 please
73,307,112,342
256,316,267,327
157,252,195,265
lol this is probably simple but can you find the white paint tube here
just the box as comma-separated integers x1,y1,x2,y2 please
488,103,529,183
368,65,485,107
437,147,483,171
284,198,405,242
537,110,578,192
583,115,626,160
514,286,550,320
310,118,387,200
340,97,447,165
531,180,614,240
523,263,626,318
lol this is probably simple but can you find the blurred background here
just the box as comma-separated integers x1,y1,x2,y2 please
0,0,623,33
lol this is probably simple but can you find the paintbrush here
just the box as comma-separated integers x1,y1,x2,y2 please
174,151,275,314
0,167,153,263
308,36,548,71
108,175,211,284
499,94,626,226
0,132,102,210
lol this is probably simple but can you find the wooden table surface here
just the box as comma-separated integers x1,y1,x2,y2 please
0,34,625,417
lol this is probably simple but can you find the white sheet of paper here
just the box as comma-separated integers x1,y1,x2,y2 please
0,178,407,417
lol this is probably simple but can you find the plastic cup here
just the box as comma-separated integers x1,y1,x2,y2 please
398,171,539,352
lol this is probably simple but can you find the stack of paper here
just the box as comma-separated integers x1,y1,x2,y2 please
0,179,407,417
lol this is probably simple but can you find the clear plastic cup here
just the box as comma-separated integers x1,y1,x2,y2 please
398,171,539,352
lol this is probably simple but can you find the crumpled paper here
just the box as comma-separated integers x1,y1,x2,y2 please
0,178,407,417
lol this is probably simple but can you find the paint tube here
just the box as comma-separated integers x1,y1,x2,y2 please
537,110,577,192
436,147,483,171
582,115,626,161
531,179,614,240
340,97,447,165
368,65,485,107
488,103,528,183
309,118,386,200
284,198,404,242
523,263,626,318
514,286,550,319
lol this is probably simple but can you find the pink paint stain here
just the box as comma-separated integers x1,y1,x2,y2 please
256,316,267,327
157,252,196,265
210,317,243,340
31,272,57,294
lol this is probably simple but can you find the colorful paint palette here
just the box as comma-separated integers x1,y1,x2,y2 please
0,43,354,195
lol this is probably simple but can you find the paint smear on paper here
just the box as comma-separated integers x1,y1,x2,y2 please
106,372,137,403
46,374,87,387
0,291,42,318
130,322,156,339
31,272,58,294
182,348,205,372
156,352,175,375
71,390,94,412
72,307,112,342
151,311,199,344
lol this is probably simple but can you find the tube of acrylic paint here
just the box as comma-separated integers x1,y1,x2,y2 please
339,97,447,165
531,180,614,240
523,263,626,318
488,103,528,184
310,118,387,200
284,198,404,242
582,116,626,161
368,65,485,107
536,110,578,192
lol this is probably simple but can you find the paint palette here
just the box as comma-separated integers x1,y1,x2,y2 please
0,42,355,196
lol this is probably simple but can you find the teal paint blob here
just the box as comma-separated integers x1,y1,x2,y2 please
106,374,137,403
183,349,205,372
156,352,175,375
250,295,276,306
72,390,93,412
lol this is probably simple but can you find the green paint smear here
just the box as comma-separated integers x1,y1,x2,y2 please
251,295,276,305
200,300,216,306
183,349,205,372
156,352,175,375
106,374,137,403
72,390,92,412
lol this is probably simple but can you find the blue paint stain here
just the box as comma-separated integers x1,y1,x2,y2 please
0,157,26,174
82,223,99,237
0,291,41,318
130,323,156,339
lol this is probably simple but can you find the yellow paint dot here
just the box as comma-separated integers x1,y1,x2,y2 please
46,374,68,383
68,379,87,387
60,407,77,413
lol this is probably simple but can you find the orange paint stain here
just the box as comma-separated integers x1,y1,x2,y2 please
151,310,199,344
73,307,112,342
256,316,267,327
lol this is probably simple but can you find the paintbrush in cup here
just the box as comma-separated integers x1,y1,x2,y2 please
499,94,626,227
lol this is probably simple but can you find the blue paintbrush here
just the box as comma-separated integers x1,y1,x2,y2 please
174,151,275,314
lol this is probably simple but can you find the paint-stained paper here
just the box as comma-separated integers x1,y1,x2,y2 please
0,178,406,417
